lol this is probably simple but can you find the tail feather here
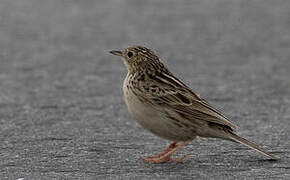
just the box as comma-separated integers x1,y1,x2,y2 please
229,132,279,160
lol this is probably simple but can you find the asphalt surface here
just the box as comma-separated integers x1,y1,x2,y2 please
0,0,290,179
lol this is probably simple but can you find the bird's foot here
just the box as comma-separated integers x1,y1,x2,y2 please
149,142,178,159
142,154,188,163
141,140,190,164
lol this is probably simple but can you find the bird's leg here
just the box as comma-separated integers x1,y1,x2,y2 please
142,142,178,160
156,141,178,157
142,140,190,163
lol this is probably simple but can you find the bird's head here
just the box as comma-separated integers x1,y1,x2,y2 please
109,46,166,73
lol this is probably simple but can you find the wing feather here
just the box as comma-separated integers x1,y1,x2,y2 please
136,71,237,130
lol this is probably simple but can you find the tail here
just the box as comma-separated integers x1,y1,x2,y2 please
228,132,279,160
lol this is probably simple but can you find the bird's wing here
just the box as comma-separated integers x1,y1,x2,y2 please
136,71,237,130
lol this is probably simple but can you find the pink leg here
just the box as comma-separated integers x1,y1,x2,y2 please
141,142,177,161
142,140,191,163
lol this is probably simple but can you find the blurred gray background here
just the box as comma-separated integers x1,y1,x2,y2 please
0,0,289,179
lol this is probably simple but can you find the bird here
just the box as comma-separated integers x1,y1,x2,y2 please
109,46,278,163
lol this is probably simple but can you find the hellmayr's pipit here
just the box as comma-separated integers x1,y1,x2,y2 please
109,46,278,163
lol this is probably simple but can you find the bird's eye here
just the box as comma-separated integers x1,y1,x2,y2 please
127,51,133,58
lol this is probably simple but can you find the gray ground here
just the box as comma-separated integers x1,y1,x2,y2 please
0,0,290,179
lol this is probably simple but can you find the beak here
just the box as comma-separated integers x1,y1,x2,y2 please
109,50,123,56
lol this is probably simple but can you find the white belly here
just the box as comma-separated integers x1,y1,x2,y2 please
122,76,194,141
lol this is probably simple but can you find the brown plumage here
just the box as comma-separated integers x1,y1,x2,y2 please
110,46,278,163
